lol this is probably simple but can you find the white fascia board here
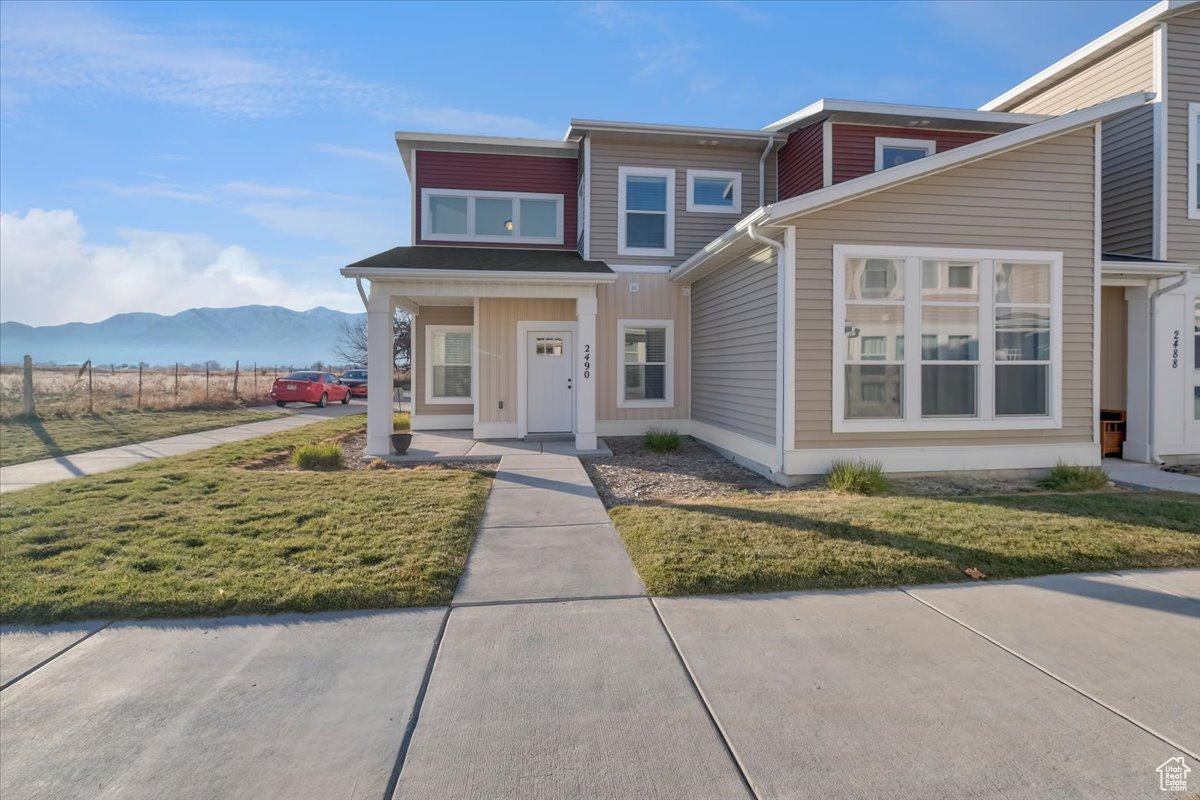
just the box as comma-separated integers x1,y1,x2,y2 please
1101,260,1197,277
393,131,576,151
762,98,1050,132
668,207,770,283
980,0,1195,111
566,118,785,144
341,268,618,283
767,92,1154,224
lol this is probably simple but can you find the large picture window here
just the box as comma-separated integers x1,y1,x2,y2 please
426,325,472,404
421,189,563,244
834,245,1062,432
618,320,673,407
617,167,675,257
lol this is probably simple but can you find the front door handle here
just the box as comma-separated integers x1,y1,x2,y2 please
567,378,573,389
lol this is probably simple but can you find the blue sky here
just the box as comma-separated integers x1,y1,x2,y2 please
0,0,1149,325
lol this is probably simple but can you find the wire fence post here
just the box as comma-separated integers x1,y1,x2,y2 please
87,361,94,415
137,363,143,410
174,363,180,399
233,360,240,401
21,355,35,417
253,362,258,399
206,363,210,399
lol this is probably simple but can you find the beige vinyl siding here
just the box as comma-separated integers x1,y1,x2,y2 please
791,129,1097,448
1009,32,1155,115
589,139,776,267
692,248,778,443
1168,10,1200,262
476,298,575,424
1100,286,1128,410
596,273,690,421
414,306,474,417
1102,105,1155,256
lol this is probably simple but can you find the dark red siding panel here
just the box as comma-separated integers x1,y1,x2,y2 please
831,124,994,184
777,122,825,200
414,150,579,249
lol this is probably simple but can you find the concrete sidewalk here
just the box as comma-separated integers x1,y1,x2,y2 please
1104,457,1200,494
0,403,365,493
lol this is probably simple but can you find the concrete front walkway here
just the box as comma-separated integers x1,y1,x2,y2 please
382,430,611,463
0,403,365,493
1104,457,1200,494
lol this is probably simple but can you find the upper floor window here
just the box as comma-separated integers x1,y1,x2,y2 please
421,189,563,245
835,245,1062,433
874,137,936,171
617,166,675,257
686,169,742,214
1189,102,1200,220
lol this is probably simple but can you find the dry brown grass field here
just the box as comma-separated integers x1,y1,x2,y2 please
0,363,292,418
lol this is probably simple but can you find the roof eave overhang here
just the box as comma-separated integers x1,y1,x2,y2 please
981,0,1197,111
672,92,1154,284
565,118,786,145
762,98,1051,133
1101,260,1197,279
341,267,617,283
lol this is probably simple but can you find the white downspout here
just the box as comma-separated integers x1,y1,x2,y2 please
747,220,786,477
355,277,369,310
1147,271,1191,463
758,135,775,207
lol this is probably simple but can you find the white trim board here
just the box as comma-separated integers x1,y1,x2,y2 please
784,442,1100,476
596,419,691,436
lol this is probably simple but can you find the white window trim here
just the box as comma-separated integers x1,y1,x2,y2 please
617,166,675,257
617,318,674,409
832,244,1063,433
420,188,564,245
425,324,473,405
1188,102,1200,220
874,137,937,172
685,168,742,214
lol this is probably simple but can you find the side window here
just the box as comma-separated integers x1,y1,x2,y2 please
875,137,936,171
619,320,673,407
617,167,675,257
686,169,742,214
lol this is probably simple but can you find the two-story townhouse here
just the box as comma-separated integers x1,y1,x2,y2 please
342,0,1199,481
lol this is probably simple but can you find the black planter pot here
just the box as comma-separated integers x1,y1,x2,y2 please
390,433,413,455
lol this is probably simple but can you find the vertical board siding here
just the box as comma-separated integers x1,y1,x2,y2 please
589,138,776,266
477,298,575,424
595,273,691,421
691,248,778,443
831,124,994,184
1168,10,1200,262
1100,287,1129,409
790,130,1097,448
778,122,825,199
1008,32,1155,114
1102,105,1156,256
414,306,474,416
414,151,579,249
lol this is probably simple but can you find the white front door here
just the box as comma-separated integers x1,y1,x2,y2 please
526,330,574,433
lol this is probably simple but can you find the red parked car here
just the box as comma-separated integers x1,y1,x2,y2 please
339,369,368,397
271,371,352,408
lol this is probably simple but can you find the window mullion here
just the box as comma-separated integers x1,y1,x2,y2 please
979,258,996,420
511,198,521,239
904,256,921,422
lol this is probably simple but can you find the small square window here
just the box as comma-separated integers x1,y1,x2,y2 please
687,170,742,213
429,196,467,235
875,138,936,171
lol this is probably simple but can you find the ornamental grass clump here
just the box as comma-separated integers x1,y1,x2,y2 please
1039,462,1110,492
644,428,681,453
292,442,344,471
824,458,890,495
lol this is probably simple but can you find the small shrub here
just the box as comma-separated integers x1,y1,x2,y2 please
825,459,890,495
1039,462,1109,492
366,458,391,470
644,428,681,453
292,442,344,470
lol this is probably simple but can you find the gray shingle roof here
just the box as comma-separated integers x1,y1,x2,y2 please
343,246,612,274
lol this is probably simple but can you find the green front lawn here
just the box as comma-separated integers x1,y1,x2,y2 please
611,491,1200,596
0,416,491,623
0,409,288,467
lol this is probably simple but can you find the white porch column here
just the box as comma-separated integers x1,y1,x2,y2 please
575,292,598,451
1123,286,1152,462
366,289,395,457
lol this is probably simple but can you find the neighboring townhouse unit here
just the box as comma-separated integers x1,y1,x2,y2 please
342,0,1200,481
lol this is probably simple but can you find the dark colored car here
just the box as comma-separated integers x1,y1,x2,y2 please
339,369,368,397
270,371,352,408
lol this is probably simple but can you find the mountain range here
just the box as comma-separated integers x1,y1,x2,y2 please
0,306,366,368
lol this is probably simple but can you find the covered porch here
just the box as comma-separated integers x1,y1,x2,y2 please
341,246,617,458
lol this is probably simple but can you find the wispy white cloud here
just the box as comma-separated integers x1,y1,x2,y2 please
237,204,395,251
0,209,358,326
713,1,770,25
0,1,556,135
79,179,213,203
316,144,402,168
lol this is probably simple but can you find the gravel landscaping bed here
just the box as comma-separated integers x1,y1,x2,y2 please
1163,462,1200,477
239,430,498,474
583,436,783,506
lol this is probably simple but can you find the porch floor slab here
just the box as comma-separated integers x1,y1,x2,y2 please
1103,458,1200,494
379,430,611,463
